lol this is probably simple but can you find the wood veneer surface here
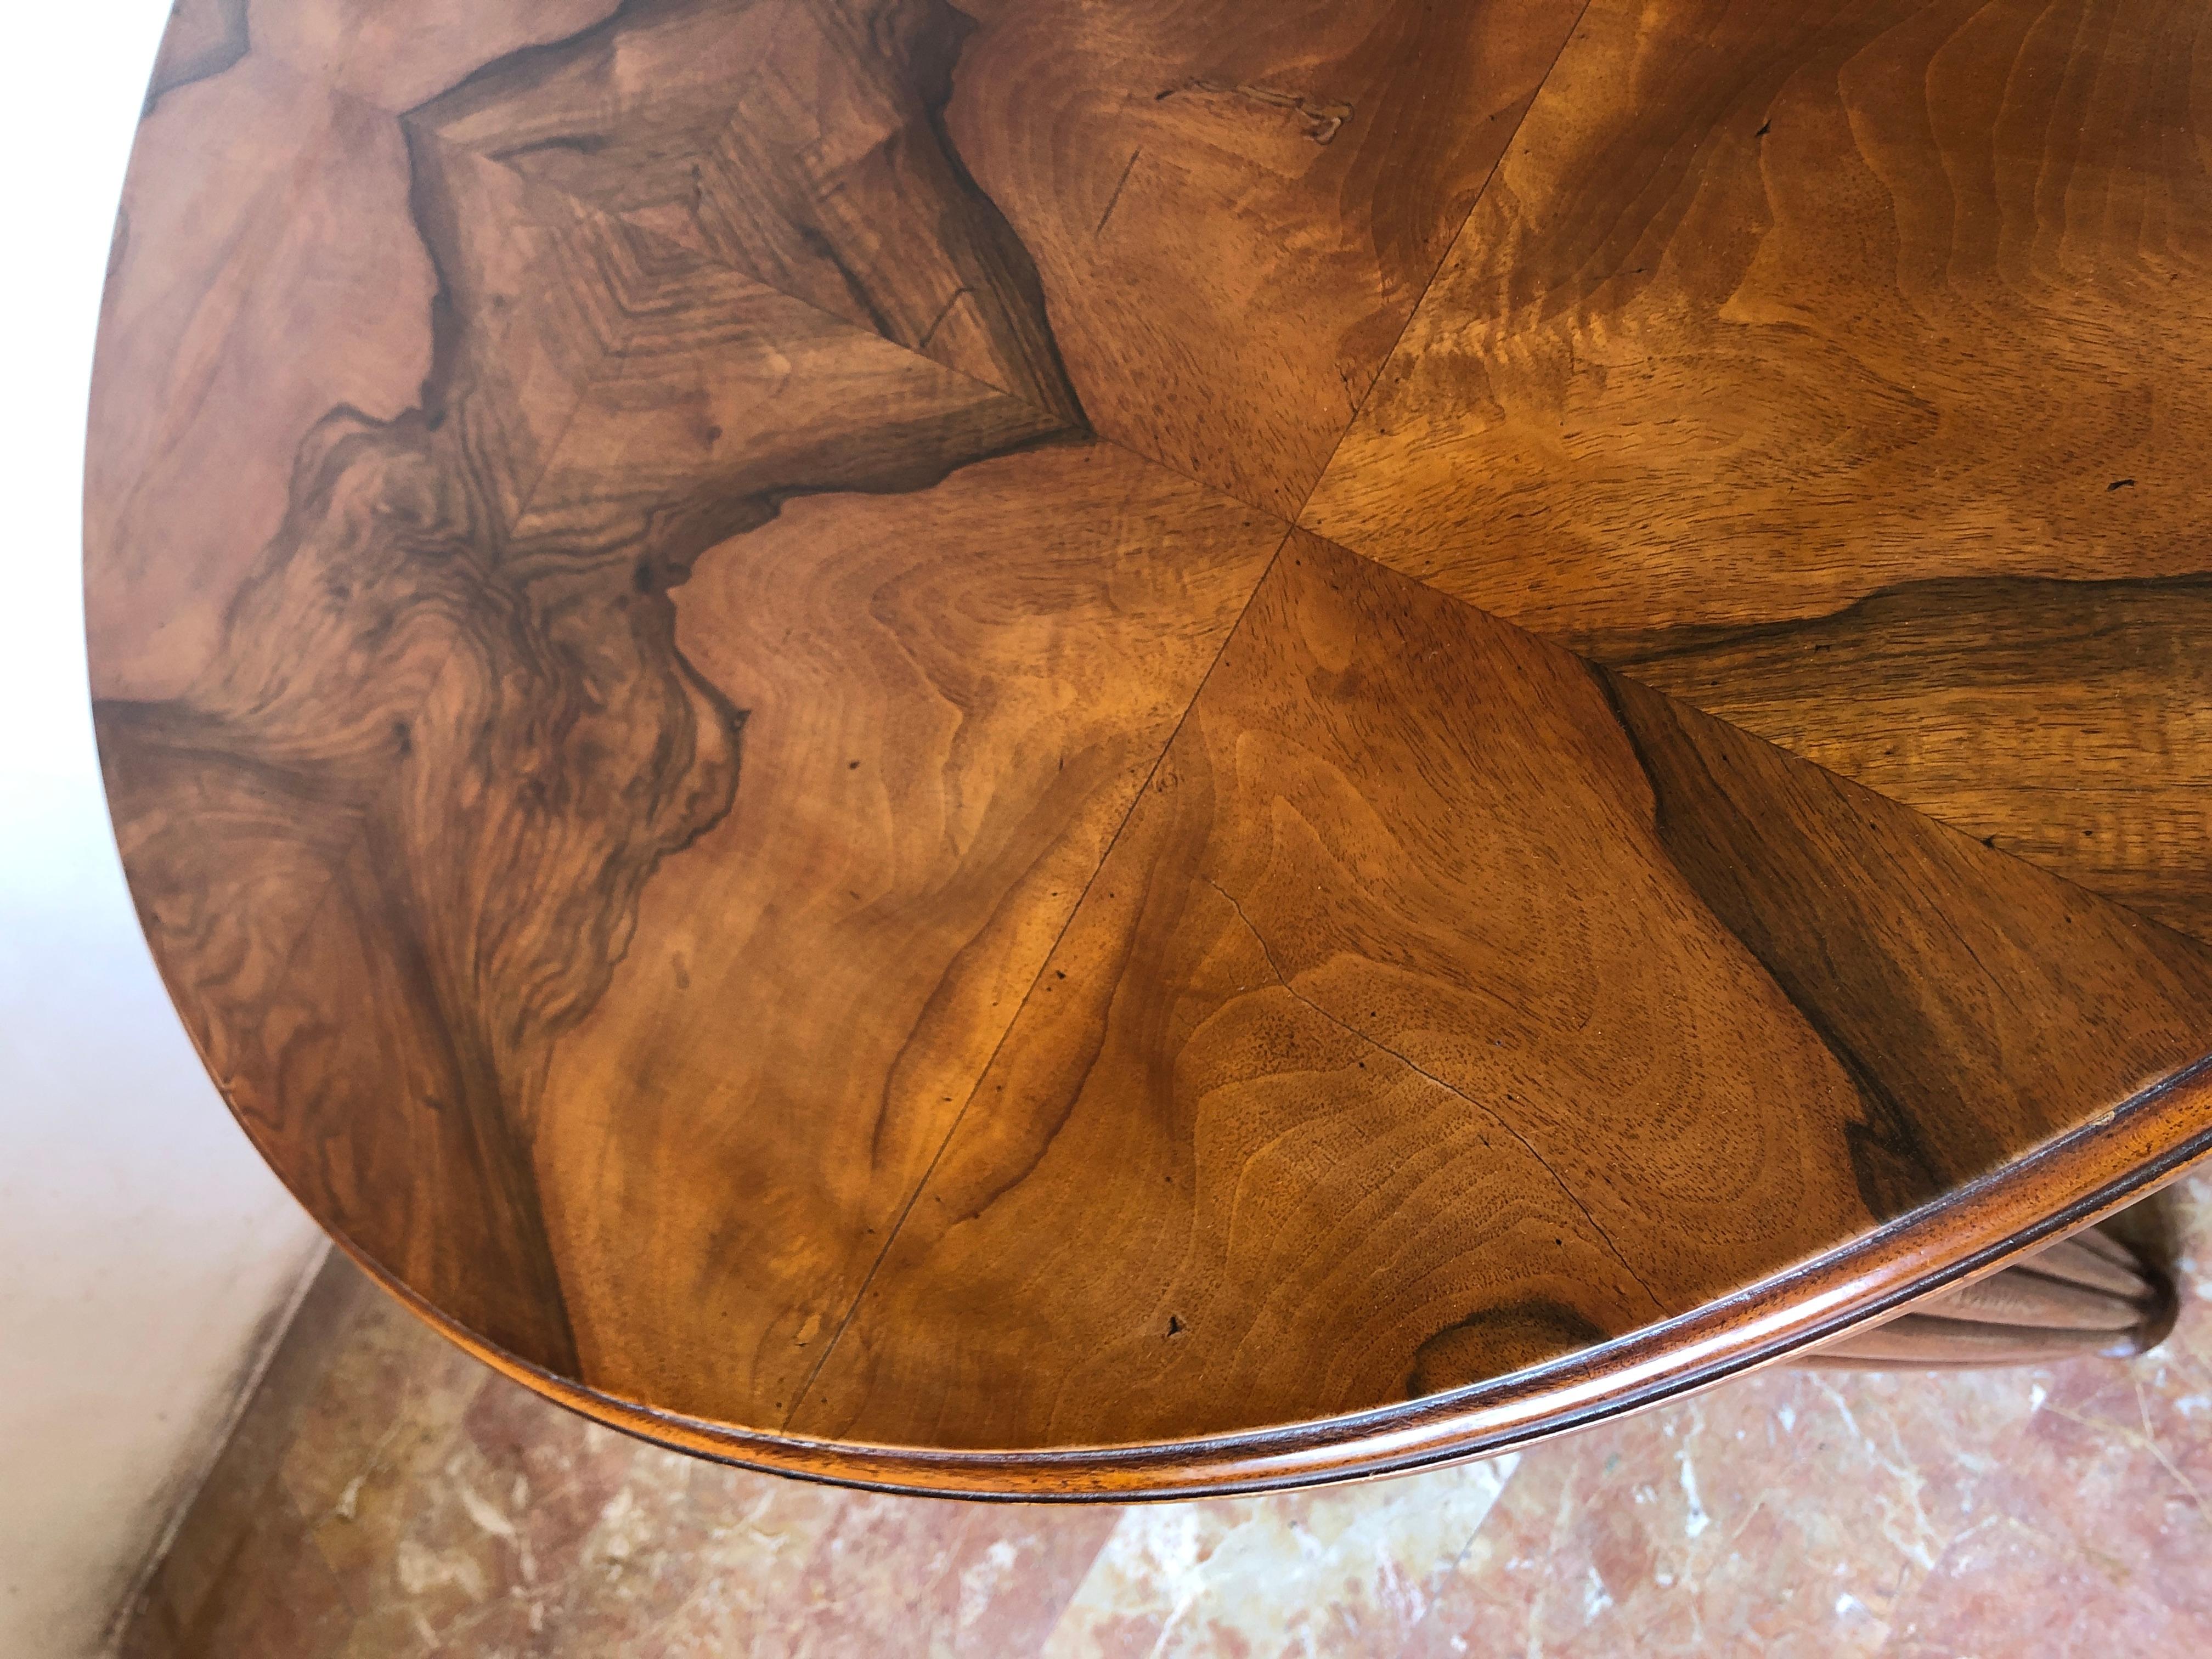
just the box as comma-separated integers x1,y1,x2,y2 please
88,0,2212,1494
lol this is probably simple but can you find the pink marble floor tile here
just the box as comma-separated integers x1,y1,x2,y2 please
1040,1458,1518,1657
170,1474,354,1659
278,1289,501,1622
117,1177,2212,1657
731,1494,1117,1657
289,1346,1113,1658
1880,1513,2212,1658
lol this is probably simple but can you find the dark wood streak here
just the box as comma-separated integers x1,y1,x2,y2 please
1593,669,1949,1222
1581,573,2212,949
1592,659,2212,1216
94,0,1087,1374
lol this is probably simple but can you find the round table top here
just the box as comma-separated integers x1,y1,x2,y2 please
91,0,2212,1497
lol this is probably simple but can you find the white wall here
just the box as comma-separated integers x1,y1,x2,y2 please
0,6,329,1654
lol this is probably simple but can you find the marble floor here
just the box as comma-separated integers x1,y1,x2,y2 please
120,1176,2212,1658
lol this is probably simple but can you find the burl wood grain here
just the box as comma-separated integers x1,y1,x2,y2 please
466,0,1592,517
1305,0,2212,946
94,0,1273,1379
88,0,2212,1491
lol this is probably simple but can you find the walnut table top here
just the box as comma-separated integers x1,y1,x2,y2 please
88,0,2212,1496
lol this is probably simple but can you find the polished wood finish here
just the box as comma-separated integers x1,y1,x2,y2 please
89,0,2212,1496
792,534,2212,1447
1305,0,2212,945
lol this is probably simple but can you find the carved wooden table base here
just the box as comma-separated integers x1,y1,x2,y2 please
1804,1223,2178,1369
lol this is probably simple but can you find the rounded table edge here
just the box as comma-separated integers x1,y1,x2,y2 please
307,1056,2212,1500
